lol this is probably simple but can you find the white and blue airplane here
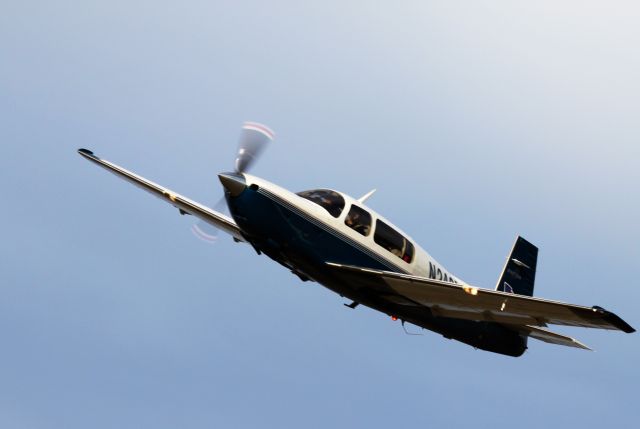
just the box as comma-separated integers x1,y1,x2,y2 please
78,122,634,357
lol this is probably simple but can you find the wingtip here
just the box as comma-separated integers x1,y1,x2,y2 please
78,148,94,157
574,340,593,351
592,306,635,333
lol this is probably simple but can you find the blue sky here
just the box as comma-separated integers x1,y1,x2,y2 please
1,1,638,427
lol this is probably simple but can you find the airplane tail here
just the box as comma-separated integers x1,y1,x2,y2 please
495,236,538,296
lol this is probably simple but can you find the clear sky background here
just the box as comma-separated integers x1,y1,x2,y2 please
1,1,639,428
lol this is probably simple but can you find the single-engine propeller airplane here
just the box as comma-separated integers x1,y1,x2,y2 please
78,122,634,357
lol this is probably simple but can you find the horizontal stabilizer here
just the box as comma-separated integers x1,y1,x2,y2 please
77,149,245,242
519,325,592,350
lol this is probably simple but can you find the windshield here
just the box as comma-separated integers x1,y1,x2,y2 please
297,189,345,218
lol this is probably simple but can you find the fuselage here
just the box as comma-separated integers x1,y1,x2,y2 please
239,173,463,281
223,172,528,357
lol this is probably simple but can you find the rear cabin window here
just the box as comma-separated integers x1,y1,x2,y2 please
374,220,414,263
344,205,372,236
296,189,345,218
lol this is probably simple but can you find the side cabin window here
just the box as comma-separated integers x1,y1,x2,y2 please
344,205,372,236
296,189,345,218
374,220,414,263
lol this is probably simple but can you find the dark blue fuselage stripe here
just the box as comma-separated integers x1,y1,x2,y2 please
256,188,409,274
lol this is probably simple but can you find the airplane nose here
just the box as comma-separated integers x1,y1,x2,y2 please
218,172,247,197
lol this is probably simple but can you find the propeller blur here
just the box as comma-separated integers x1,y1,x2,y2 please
191,122,274,243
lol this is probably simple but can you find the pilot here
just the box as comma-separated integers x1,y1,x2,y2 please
346,211,369,235
346,211,358,224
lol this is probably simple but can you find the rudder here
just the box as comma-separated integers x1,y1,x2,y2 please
495,236,538,296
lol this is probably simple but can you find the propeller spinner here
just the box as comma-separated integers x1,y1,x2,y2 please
192,121,275,243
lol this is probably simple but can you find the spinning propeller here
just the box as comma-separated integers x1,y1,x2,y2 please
191,122,275,242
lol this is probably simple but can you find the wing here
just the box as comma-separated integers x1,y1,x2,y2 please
327,263,635,333
78,149,244,242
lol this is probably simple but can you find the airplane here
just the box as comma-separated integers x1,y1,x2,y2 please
77,122,634,357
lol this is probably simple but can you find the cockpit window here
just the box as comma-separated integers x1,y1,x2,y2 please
374,220,414,263
344,205,372,236
297,189,345,218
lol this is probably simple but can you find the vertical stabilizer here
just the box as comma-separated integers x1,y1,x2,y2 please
495,236,538,296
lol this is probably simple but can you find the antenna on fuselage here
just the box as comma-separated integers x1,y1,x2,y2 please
401,320,423,336
357,189,376,204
